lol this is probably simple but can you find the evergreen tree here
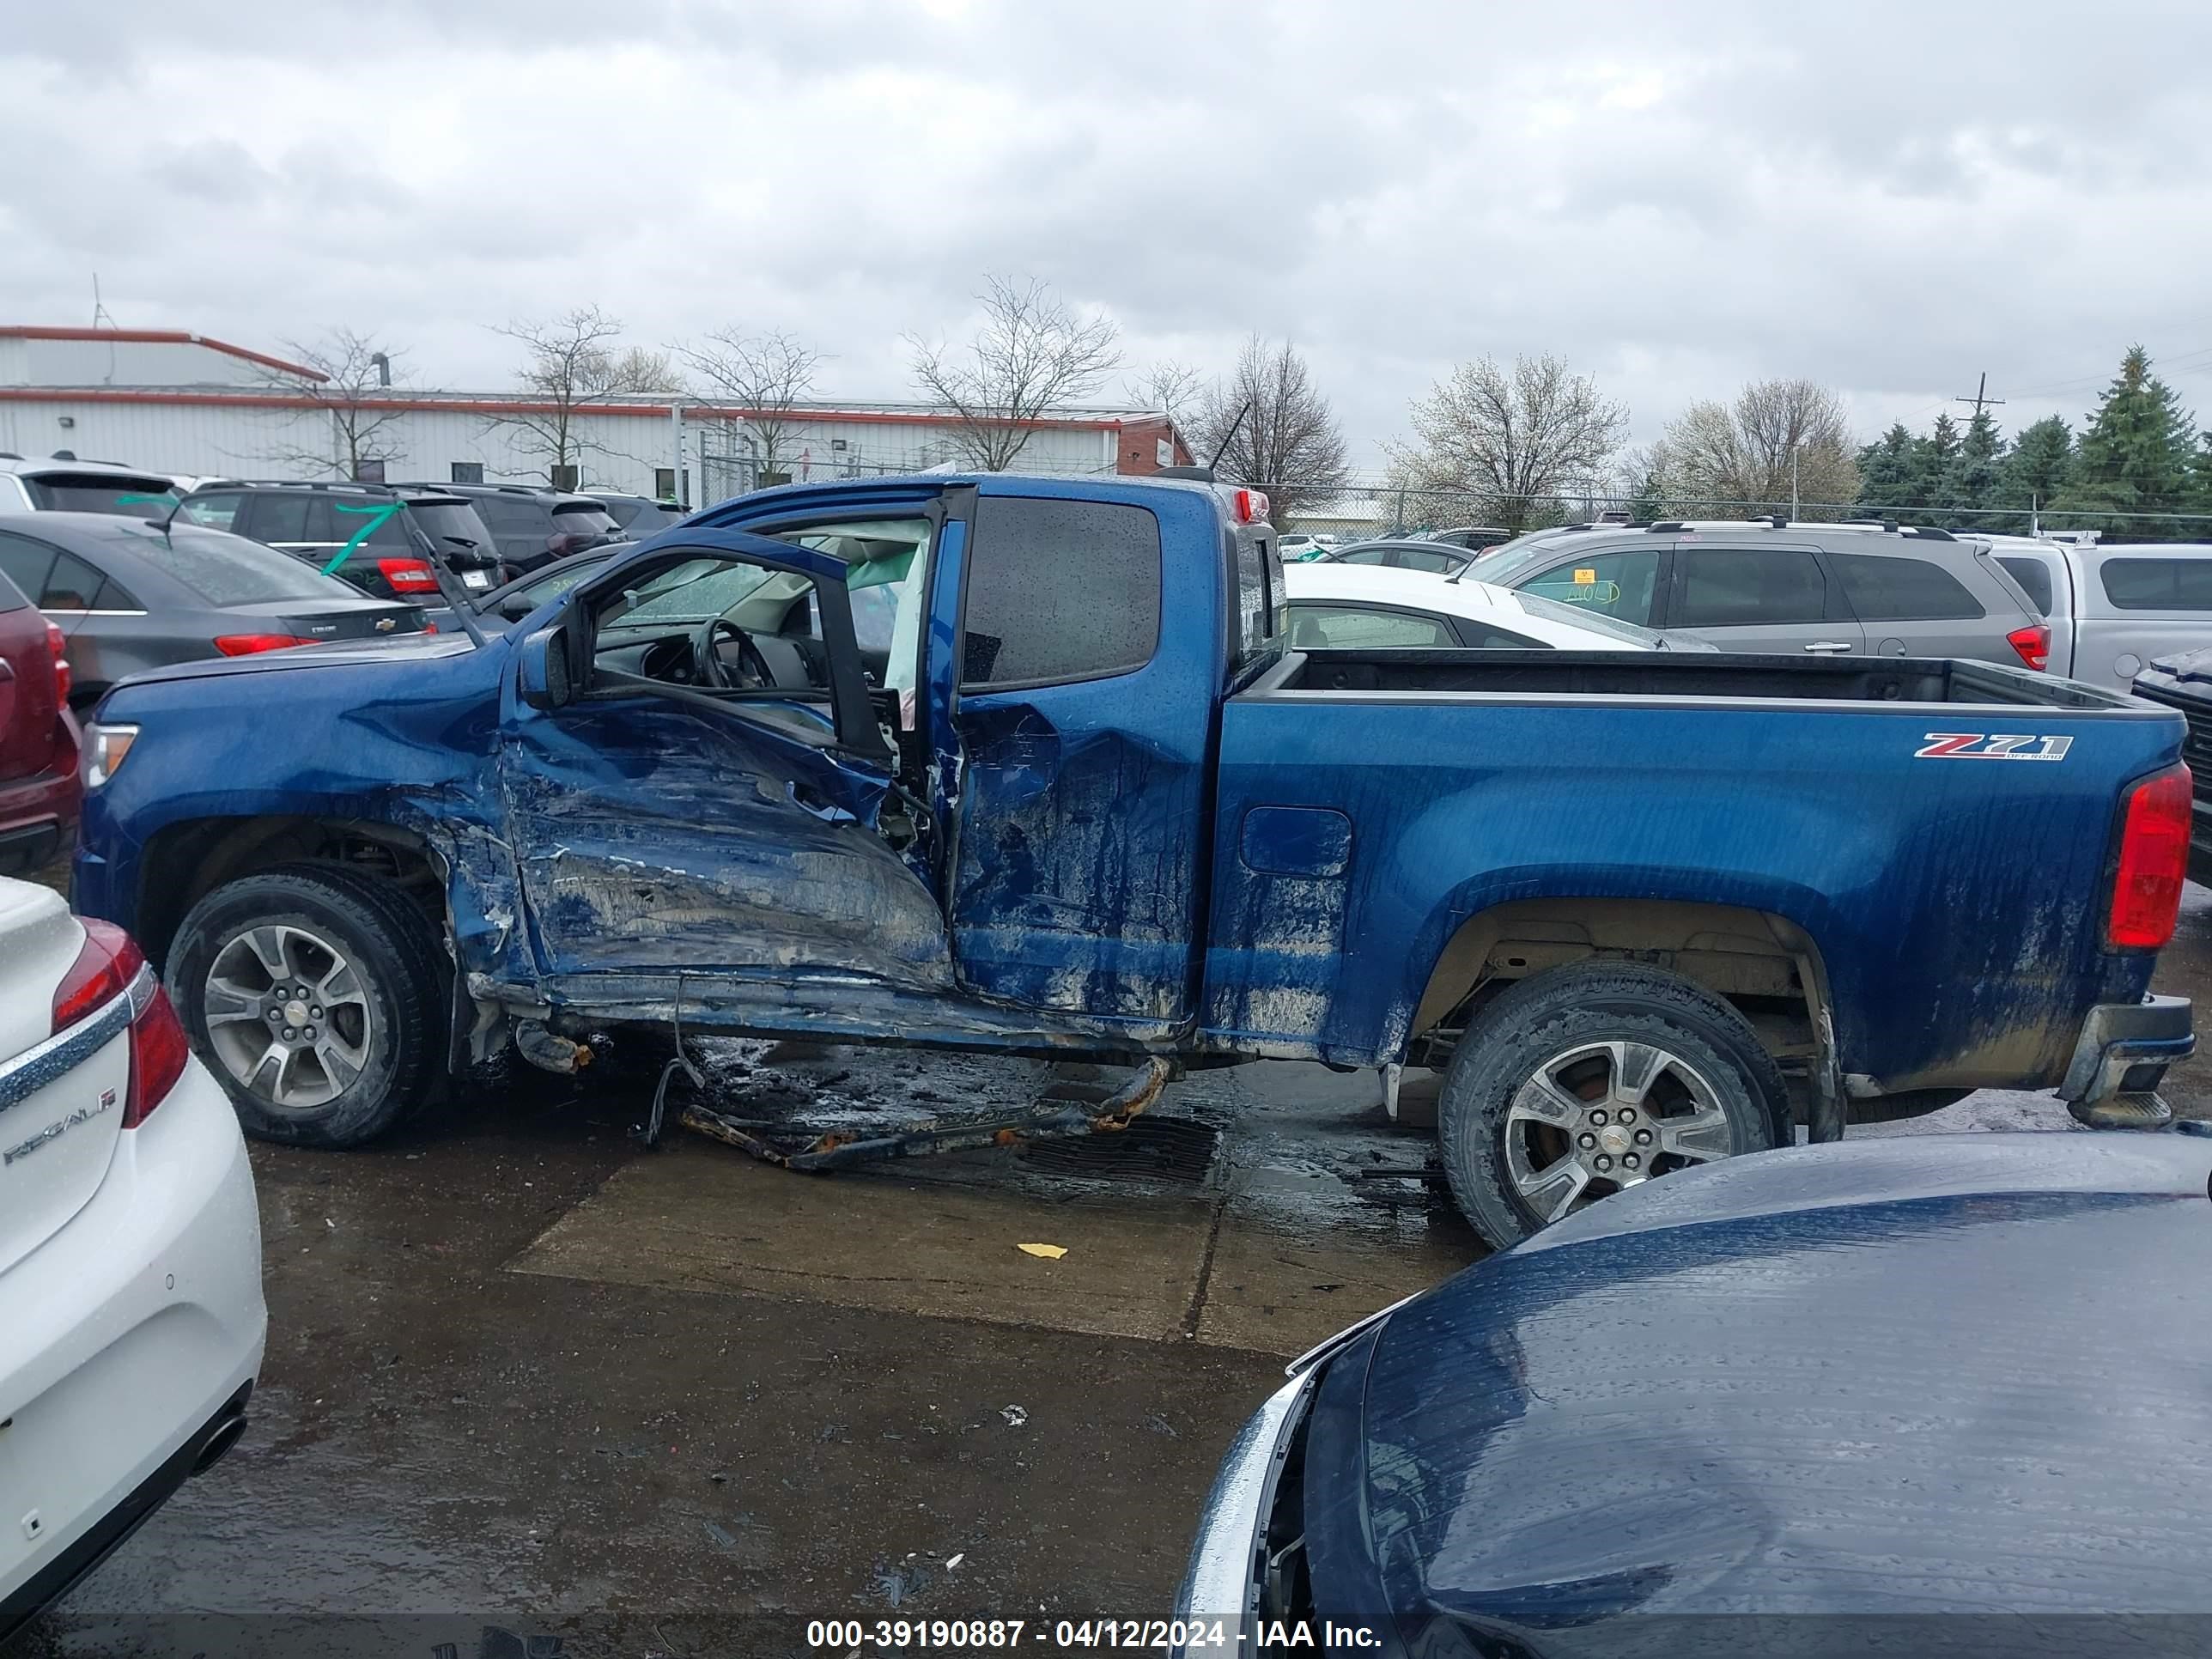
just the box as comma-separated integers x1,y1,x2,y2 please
2055,345,2197,536
1854,422,1917,516
2186,431,2212,537
1951,409,2004,525
1892,413,1961,526
2001,415,2073,531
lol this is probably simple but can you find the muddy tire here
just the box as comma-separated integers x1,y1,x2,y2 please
167,862,447,1147
1437,962,1786,1250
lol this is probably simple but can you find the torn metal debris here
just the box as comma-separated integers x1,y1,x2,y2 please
674,1054,1175,1171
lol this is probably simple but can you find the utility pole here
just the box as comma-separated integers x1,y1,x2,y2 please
1790,446,1800,520
1954,372,2006,422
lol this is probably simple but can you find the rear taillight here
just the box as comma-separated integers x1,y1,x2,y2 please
51,918,189,1126
52,916,143,1030
127,983,191,1127
377,557,441,595
2108,763,2192,950
2007,623,2051,672
45,618,70,702
214,634,314,656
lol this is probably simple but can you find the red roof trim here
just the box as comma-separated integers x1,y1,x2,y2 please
0,386,1127,428
0,327,329,383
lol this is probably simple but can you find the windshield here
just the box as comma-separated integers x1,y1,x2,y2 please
605,559,781,625
1467,538,1571,586
25,474,180,519
118,522,362,605
1511,589,1668,646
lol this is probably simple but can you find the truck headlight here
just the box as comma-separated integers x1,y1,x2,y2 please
82,722,139,790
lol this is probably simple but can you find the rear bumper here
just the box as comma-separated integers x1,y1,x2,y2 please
2060,994,2196,1107
0,1060,265,1632
0,732,81,876
0,1381,252,1647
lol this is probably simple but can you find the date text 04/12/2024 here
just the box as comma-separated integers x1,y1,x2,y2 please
803,1618,1382,1649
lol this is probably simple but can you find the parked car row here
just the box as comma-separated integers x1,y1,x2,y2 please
0,514,431,712
1307,517,2212,691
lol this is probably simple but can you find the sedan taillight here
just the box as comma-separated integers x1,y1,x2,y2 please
214,634,314,656
51,918,191,1126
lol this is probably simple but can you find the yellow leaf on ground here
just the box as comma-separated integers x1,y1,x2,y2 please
1017,1243,1069,1261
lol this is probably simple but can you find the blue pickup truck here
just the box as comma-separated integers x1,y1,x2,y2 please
70,474,2197,1246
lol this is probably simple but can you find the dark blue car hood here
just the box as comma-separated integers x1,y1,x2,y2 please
1313,1134,2212,1651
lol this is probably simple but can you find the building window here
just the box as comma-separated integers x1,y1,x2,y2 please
653,467,677,500
353,459,386,483
450,462,484,485
550,465,580,492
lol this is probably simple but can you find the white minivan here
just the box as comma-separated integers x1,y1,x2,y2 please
0,877,264,1642
1983,536,2212,690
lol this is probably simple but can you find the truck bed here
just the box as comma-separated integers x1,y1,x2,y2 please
1265,647,2139,708
1208,646,2183,1090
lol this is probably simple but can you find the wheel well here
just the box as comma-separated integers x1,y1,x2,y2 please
1409,897,1829,1071
136,816,446,968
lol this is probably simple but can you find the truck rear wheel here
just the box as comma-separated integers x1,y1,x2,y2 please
167,862,447,1148
1437,962,1787,1250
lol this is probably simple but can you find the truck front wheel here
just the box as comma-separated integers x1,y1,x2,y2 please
167,862,447,1147
1437,962,1787,1250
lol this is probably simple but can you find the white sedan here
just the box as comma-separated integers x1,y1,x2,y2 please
1282,562,1711,651
0,877,264,1641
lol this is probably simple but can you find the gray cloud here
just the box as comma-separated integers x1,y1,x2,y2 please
4,0,2212,470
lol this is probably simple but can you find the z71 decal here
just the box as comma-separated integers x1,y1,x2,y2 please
1915,732,2075,762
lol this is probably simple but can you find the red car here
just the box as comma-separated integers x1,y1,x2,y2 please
0,567,79,874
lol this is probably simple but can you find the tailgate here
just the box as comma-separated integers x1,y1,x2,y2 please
0,884,124,1277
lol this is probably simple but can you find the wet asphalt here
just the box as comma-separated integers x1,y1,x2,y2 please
15,887,2212,1658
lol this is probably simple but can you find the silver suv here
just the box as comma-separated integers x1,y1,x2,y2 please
1470,520,2049,669
0,453,180,518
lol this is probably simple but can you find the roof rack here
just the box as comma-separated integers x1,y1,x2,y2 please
187,477,406,496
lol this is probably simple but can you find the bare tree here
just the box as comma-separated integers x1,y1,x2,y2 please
485,306,634,483
678,328,823,485
1648,379,1858,514
257,328,409,480
590,345,687,396
1194,337,1351,525
908,276,1121,470
1127,360,1206,439
1385,354,1628,531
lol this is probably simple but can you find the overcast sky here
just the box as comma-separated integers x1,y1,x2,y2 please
6,0,2211,475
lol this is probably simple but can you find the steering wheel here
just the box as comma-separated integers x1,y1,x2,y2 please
691,617,775,690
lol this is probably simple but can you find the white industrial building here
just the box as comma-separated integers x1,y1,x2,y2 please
0,326,1190,503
